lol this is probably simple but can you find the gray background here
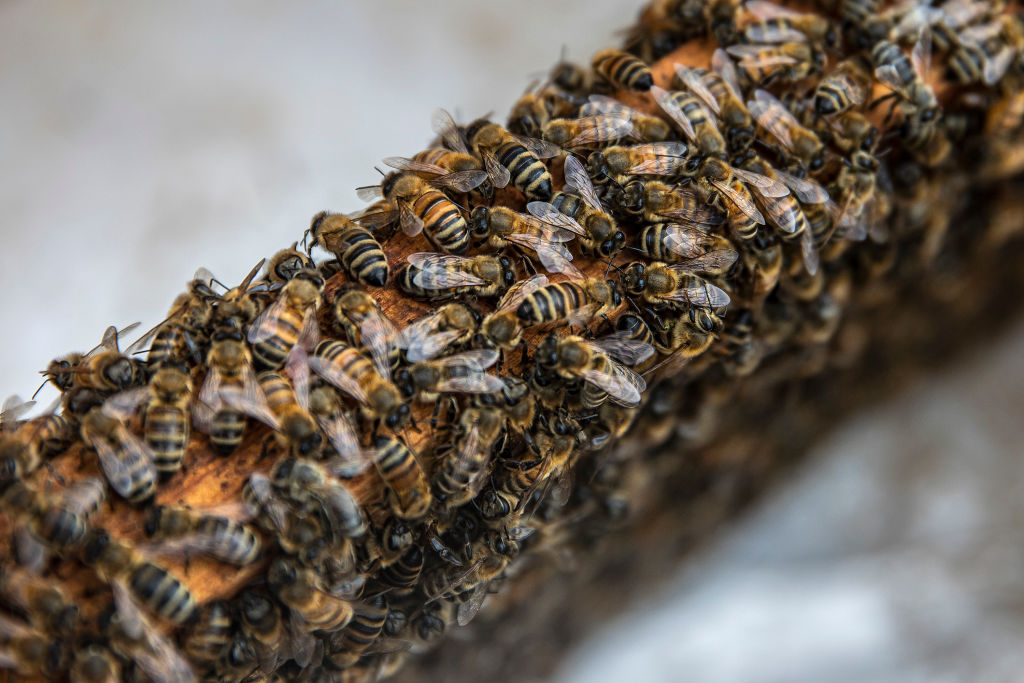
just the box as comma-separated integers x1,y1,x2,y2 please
2,2,1023,681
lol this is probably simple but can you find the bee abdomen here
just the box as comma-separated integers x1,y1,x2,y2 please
517,283,584,324
379,546,424,592
414,190,470,254
498,142,553,200
196,516,262,566
145,405,189,474
339,226,390,287
210,408,246,455
129,561,197,625
592,48,654,91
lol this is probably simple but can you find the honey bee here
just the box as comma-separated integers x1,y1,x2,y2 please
743,0,837,47
948,16,1022,85
478,274,550,355
651,85,728,157
209,258,272,333
396,252,516,302
79,406,157,505
580,94,673,142
324,596,389,670
67,324,147,395
258,371,323,458
673,50,755,150
637,223,739,276
591,48,654,91
359,171,473,255
379,545,425,593
215,631,258,681
705,0,742,45
586,141,694,185
395,303,480,363
0,397,68,484
432,407,505,509
304,382,362,475
692,157,789,243
619,260,732,310
143,504,261,567
550,154,626,258
0,563,78,635
507,81,571,138
465,117,559,200
614,179,727,228
268,558,354,632
871,34,940,124
82,528,198,625
144,278,220,369
195,328,281,454
470,204,579,275
381,153,487,196
814,58,870,116
747,89,825,171
2,478,106,557
0,617,67,677
395,349,505,403
306,212,390,288
265,247,313,285
536,333,651,412
183,601,232,671
515,271,622,329
247,269,323,371
70,645,122,682
372,436,431,520
541,112,636,149
308,340,409,431
818,109,878,155
270,457,367,540
237,591,290,675
725,42,820,84
654,306,725,360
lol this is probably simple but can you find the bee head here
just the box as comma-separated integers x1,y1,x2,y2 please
619,262,647,297
470,206,490,237
498,255,517,289
586,151,610,182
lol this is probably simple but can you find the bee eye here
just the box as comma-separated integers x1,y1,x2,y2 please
810,156,824,171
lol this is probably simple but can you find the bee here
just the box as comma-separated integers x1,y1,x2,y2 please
379,545,425,593
308,340,410,431
653,307,724,360
195,327,281,455
145,279,219,369
265,246,314,285
704,0,742,45
209,258,273,332
237,590,300,675
0,563,78,635
478,274,550,356
550,153,626,258
870,35,939,125
614,179,727,229
839,0,883,47
507,81,567,138
515,271,622,329
2,478,106,559
216,631,259,681
183,601,232,671
70,645,121,682
306,212,390,288
541,112,636,149
691,157,789,244
747,89,825,171
535,334,651,409
591,48,654,91
948,17,1022,85
0,617,67,677
268,557,354,633
814,58,870,116
372,436,432,520
79,406,156,504
325,596,388,670
469,205,579,276
580,94,673,142
464,118,559,200
82,528,198,625
818,109,878,155
743,0,837,47
433,407,504,509
395,303,480,363
396,252,516,302
395,349,505,403
270,457,367,540
637,223,739,276
143,504,262,566
68,324,147,395
586,141,694,185
375,517,415,568
0,397,68,483
258,371,323,458
673,50,755,150
725,42,819,84
651,85,728,157
332,288,399,380
472,375,537,438
247,268,323,371
619,260,732,311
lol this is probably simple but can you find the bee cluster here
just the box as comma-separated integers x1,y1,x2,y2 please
2,0,1024,681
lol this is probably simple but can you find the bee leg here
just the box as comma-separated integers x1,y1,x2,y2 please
518,342,529,367
257,433,276,462
44,461,67,487
429,401,444,430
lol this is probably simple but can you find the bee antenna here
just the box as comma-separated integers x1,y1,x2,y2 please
30,379,49,401
374,166,386,178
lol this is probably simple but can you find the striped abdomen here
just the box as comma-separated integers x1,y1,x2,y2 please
145,405,188,475
379,546,424,593
496,141,552,200
195,515,262,566
411,188,469,254
252,308,304,370
129,560,198,624
184,601,232,667
328,600,387,668
592,48,653,91
516,282,588,325
337,225,389,287
373,436,431,520
210,385,246,454
147,323,188,367
763,195,810,239
581,354,611,409
726,179,760,242
258,372,297,414
37,506,89,550
314,341,379,390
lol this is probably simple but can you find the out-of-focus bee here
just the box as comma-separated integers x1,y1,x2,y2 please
814,58,870,116
395,349,505,403
79,406,156,504
619,260,732,311
693,157,788,243
351,197,402,244
83,528,198,625
871,35,939,125
0,397,68,484
265,246,313,285
69,644,121,682
651,85,728,157
614,179,727,229
271,457,367,540
209,258,272,333
591,48,654,91
0,616,67,677
985,88,1024,138
2,478,106,560
704,0,742,46
515,271,623,329
380,545,425,594
396,252,516,302
818,109,878,155
215,631,258,682
580,94,673,142
325,596,389,671
144,278,219,369
374,517,415,568
372,436,431,520
308,340,409,431
673,50,755,150
903,112,953,167
465,118,559,200
586,141,694,185
535,334,651,408
0,563,78,635
637,223,739,276
743,0,837,47
653,306,724,359
238,589,317,675
247,269,323,371
747,89,825,171
306,212,390,288
395,303,479,364
195,328,281,455
433,407,504,509
360,171,473,255
143,504,262,566
549,154,625,259
542,112,636,149
469,205,579,276
947,16,1022,85
268,557,354,633
478,274,549,357
182,601,232,672
63,324,147,395
726,42,820,84
507,81,568,139
258,371,322,458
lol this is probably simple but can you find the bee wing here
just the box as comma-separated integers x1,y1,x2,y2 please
323,483,366,537
352,206,399,232
62,477,106,515
566,114,636,147
360,310,398,380
651,85,697,142
226,365,281,429
681,248,740,274
748,89,799,151
675,64,720,114
101,387,149,422
436,349,500,371
581,362,645,407
411,260,488,290
457,584,489,627
874,64,911,99
525,201,586,237
287,612,319,669
709,178,765,225
481,149,511,189
496,274,549,313
307,356,368,403
566,301,600,328
92,430,156,501
911,27,932,82
285,347,311,411
431,108,469,154
590,336,656,366
562,155,603,211
664,271,733,309
726,44,798,67
382,156,449,176
398,203,425,237
893,6,944,39
511,133,560,159
661,224,710,258
521,238,579,276
800,229,820,276
404,329,461,363
0,395,34,429
712,48,743,99
584,94,631,115
745,23,809,43
733,167,790,198
318,415,371,478
437,169,489,192
356,184,384,201
433,374,505,395
658,202,726,228
245,473,289,532
774,168,830,203
745,0,806,19
984,47,1015,86
14,528,47,574
247,295,287,344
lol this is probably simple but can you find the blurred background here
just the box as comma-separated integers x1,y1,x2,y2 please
2,2,1023,681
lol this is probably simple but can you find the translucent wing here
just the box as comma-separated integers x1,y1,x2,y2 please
91,429,155,502
113,582,196,683
661,224,711,258
565,115,636,147
0,395,34,429
433,349,500,371
709,178,765,224
399,203,426,237
101,388,149,422
657,196,726,228
438,169,489,192
745,24,809,43
580,362,646,406
727,45,799,67
733,167,790,198
589,335,655,366
774,168,830,203
481,149,511,188
679,248,740,274
911,27,932,82
745,0,806,19
873,64,910,98
359,310,398,381
431,108,469,154
511,134,560,159
228,365,281,429
318,413,370,478
307,356,368,403
749,89,798,151
651,85,697,142
247,295,288,344
984,48,1015,86
62,477,106,515
562,154,603,211
382,156,450,176
800,229,820,276
663,270,733,308
495,274,549,314
712,48,743,98
356,184,384,202
408,253,488,289
526,201,587,235
583,94,631,115
675,64,720,114
456,584,489,627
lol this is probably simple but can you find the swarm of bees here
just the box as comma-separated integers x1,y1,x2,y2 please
2,1,1024,681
